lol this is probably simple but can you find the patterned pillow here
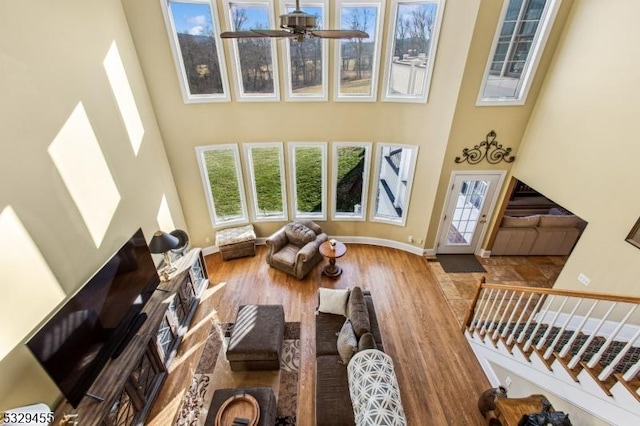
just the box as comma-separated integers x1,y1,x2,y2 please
285,222,316,247
336,319,357,365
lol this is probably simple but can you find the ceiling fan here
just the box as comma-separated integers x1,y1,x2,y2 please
220,0,368,42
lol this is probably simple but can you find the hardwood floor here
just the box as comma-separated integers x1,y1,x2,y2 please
148,245,490,425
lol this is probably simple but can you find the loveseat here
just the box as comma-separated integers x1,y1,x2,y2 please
315,286,405,426
265,220,328,279
492,211,586,256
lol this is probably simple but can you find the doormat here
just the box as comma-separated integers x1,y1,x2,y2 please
175,321,300,426
435,254,486,273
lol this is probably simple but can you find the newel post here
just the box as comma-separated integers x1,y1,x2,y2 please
462,276,486,333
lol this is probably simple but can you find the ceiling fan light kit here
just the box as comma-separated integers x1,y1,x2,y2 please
220,0,369,42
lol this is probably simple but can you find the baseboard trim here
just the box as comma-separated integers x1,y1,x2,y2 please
201,236,426,257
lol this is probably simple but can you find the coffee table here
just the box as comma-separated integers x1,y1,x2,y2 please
319,241,347,277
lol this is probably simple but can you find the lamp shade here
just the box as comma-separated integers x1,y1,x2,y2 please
149,230,179,254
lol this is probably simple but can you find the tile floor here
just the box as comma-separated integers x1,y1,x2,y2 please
427,255,568,326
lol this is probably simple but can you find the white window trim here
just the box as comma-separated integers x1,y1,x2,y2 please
476,0,561,106
280,0,329,101
288,142,327,220
160,0,231,103
369,143,419,226
331,142,372,221
195,144,249,227
243,142,289,222
333,0,385,102
381,0,445,103
222,0,281,101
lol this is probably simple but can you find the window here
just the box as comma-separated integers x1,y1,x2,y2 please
382,0,444,102
223,0,280,101
244,143,288,221
281,0,328,101
162,0,230,102
289,142,327,220
477,0,559,105
195,144,248,226
370,143,418,226
332,142,372,220
334,0,385,102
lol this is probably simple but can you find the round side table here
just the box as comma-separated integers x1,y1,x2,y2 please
319,241,347,277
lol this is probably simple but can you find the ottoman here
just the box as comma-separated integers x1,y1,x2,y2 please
216,224,256,261
226,305,285,371
203,387,277,426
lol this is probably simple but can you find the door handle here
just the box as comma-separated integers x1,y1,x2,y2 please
479,219,487,224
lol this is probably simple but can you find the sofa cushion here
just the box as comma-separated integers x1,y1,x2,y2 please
347,287,371,338
316,312,346,356
318,288,349,316
336,319,357,364
315,355,355,426
358,332,377,351
285,222,316,247
501,215,540,228
538,214,580,228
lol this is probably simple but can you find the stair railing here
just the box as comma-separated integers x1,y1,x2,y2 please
464,280,640,398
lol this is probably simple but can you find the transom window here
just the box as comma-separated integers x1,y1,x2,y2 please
281,0,328,101
195,144,248,226
477,0,559,105
222,0,280,101
289,142,327,220
243,143,288,221
334,0,385,102
382,0,444,103
162,0,230,102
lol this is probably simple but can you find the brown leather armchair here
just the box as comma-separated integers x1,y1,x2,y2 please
265,220,328,279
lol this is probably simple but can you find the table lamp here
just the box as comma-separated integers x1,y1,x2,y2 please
149,230,180,276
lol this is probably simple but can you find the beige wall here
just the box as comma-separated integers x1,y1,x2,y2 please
512,0,640,296
122,0,482,249
0,0,185,410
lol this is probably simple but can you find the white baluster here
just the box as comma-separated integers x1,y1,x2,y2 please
544,298,583,359
623,358,640,382
599,327,640,380
468,288,489,333
523,295,556,352
507,293,534,346
480,289,500,336
496,291,520,340
559,300,599,358
487,290,509,338
536,296,569,351
475,288,495,335
517,294,546,344
568,302,617,369
587,305,638,369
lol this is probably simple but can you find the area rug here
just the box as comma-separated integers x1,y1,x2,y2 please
435,254,486,273
174,321,300,426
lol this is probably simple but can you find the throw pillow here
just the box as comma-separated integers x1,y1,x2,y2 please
336,319,357,365
285,222,316,247
501,215,540,228
347,286,371,338
358,332,377,352
318,288,349,316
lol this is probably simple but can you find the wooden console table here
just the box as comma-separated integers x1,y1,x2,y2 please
493,394,550,426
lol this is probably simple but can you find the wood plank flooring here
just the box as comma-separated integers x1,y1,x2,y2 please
147,244,490,426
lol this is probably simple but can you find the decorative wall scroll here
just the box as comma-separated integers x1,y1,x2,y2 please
455,130,516,165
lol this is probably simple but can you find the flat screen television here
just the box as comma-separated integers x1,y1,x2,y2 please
26,228,160,408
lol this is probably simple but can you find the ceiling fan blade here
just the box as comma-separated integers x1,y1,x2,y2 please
250,29,296,38
310,30,369,39
220,31,266,39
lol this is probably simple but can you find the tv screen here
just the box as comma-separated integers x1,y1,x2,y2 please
27,228,160,408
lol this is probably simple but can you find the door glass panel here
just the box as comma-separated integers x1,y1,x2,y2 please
446,180,488,245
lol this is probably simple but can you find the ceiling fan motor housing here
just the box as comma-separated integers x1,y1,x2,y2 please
280,12,317,31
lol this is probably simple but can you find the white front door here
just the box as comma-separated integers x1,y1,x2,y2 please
436,172,504,254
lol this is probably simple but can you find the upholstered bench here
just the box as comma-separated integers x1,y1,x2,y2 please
226,304,285,371
203,387,277,426
215,224,256,260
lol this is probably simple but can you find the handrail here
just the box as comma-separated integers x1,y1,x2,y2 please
464,278,640,402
